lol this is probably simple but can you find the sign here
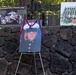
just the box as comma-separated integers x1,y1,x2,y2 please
60,2,76,26
19,19,42,52
0,7,27,25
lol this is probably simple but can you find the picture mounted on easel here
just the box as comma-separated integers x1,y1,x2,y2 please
0,7,27,25
19,19,42,52
60,2,76,26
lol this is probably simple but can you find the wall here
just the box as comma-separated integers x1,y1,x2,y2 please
0,26,76,75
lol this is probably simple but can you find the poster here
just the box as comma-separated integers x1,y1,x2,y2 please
60,2,76,26
19,19,42,52
0,7,27,25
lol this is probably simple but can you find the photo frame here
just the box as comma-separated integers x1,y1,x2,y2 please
0,7,27,26
60,2,76,26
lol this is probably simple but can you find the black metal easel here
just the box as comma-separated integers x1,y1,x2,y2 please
15,52,46,75
15,0,45,75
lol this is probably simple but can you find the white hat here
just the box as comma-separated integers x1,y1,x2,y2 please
23,23,39,30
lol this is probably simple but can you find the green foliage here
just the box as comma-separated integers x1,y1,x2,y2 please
41,0,66,5
46,10,56,14
0,0,18,7
0,0,66,15
0,0,67,7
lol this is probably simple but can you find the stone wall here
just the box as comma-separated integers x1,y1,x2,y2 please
0,26,76,75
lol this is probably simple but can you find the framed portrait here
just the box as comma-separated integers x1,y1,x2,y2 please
60,2,76,26
0,7,27,26
19,19,42,53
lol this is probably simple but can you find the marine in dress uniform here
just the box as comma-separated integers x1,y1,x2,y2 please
19,21,41,53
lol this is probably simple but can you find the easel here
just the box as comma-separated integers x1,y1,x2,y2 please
16,1,45,74
15,52,46,75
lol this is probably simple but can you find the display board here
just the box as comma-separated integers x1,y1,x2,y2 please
19,19,42,52
60,2,76,26
0,7,27,25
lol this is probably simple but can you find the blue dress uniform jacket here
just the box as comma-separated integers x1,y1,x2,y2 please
19,39,41,52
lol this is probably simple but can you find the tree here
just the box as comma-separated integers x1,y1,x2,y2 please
0,0,19,7
0,0,75,7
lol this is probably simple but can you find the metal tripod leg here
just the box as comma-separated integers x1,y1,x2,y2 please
15,53,22,75
34,52,37,75
39,53,46,75
14,52,45,75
